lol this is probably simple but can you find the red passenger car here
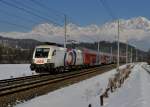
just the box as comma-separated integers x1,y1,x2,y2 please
82,48,97,66
100,52,111,64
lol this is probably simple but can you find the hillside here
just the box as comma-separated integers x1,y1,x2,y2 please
0,35,147,63
0,17,150,50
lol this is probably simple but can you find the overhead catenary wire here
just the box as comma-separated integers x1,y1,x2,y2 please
29,0,65,19
12,0,64,25
97,0,121,70
0,0,80,29
96,0,118,42
29,0,80,26
0,0,62,26
0,0,86,45
98,0,117,20
0,8,39,25
0,20,30,30
27,0,82,45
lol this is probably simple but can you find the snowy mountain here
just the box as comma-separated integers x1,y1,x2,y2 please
0,16,150,50
103,17,150,30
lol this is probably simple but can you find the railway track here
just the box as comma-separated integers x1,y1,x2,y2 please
0,65,111,95
0,64,117,107
142,65,150,74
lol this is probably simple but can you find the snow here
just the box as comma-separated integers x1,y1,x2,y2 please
2,63,149,107
15,64,130,107
102,62,150,107
1,17,150,51
104,63,142,107
0,64,36,80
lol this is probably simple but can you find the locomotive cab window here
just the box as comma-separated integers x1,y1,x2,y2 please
52,50,56,56
35,48,50,58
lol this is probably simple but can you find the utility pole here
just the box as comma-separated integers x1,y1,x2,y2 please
97,41,100,64
97,27,102,65
135,46,138,62
110,46,112,63
126,38,128,64
130,47,133,63
117,20,120,71
64,15,67,48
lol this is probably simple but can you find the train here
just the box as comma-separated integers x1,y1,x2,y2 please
30,43,126,73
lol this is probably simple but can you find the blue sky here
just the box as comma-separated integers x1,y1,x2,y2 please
0,0,150,32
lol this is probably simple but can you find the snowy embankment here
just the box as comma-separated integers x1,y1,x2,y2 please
0,64,36,80
15,64,132,107
103,62,150,107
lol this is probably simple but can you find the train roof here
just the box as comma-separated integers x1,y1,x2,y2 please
42,42,63,47
35,42,64,49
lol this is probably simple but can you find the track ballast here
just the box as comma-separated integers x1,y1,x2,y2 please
0,64,117,107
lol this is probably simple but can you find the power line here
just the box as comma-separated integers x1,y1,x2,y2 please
0,0,62,26
67,16,81,26
29,0,65,18
0,8,38,24
97,0,121,70
29,0,80,26
12,0,64,24
0,20,30,30
97,0,117,20
97,0,118,41
28,0,82,44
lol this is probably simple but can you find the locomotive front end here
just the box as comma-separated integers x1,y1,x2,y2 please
30,45,55,72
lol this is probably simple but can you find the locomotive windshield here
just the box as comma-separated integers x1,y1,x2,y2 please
35,48,50,58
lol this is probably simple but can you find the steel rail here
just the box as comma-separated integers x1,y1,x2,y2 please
0,65,110,87
0,64,115,96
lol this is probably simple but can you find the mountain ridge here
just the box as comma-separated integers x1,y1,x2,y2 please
0,16,150,50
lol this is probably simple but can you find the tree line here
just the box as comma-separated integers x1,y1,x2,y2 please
0,41,148,64
0,44,33,64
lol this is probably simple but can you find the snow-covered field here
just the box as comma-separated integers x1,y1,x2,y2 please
0,64,36,80
15,64,134,107
1,63,149,107
103,63,150,107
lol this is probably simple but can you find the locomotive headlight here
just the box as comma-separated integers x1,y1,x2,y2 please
47,59,51,63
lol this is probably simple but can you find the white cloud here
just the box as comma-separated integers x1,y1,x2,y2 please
0,16,150,50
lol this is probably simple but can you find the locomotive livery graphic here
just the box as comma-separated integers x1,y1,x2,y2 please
64,49,76,66
30,43,126,73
